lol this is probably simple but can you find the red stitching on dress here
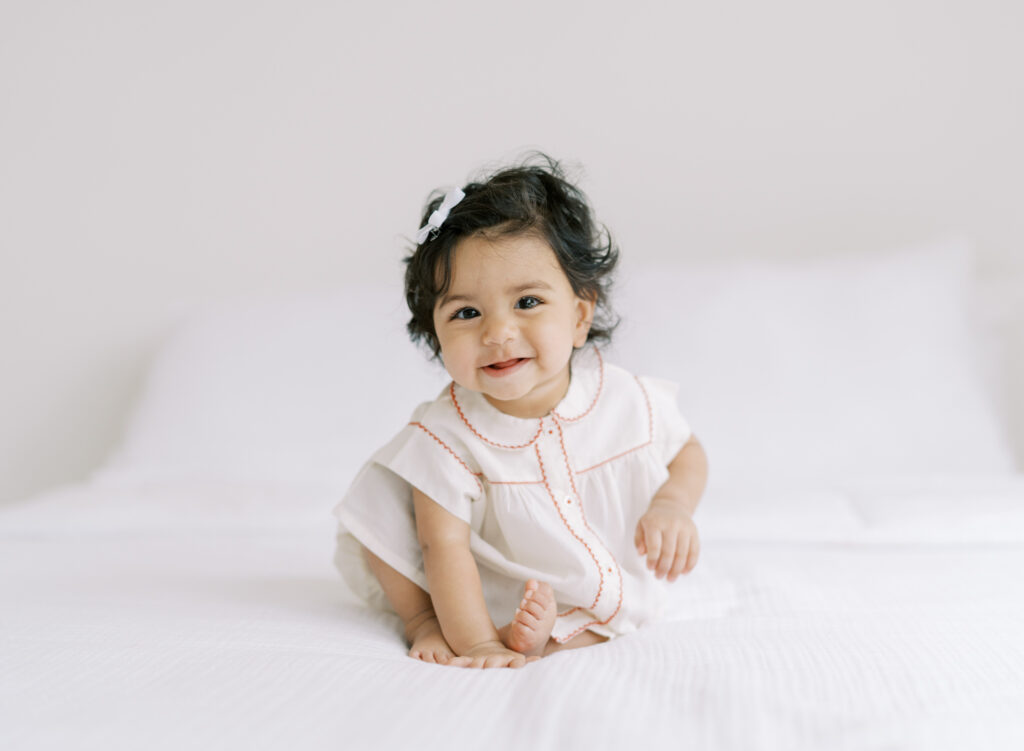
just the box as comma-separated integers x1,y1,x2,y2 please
554,546,625,641
550,418,625,643
567,375,655,475
635,374,655,444
449,383,543,449
409,422,483,493
553,418,581,499
568,500,624,641
552,347,605,422
576,444,648,474
535,443,603,612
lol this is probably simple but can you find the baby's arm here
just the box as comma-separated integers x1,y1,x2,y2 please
634,434,708,582
412,486,530,669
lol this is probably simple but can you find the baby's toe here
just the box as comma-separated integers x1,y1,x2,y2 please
520,600,546,620
518,600,544,622
535,581,555,604
411,650,435,664
514,611,538,631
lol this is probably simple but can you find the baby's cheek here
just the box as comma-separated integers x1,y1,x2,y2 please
536,318,579,357
439,342,476,386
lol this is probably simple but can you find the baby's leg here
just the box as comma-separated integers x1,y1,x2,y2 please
361,545,454,664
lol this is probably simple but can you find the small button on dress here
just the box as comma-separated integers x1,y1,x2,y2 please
333,345,692,643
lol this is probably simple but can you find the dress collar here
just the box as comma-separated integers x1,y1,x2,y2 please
448,346,605,449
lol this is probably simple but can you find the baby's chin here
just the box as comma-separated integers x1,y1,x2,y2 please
472,378,529,404
481,391,546,419
481,382,570,419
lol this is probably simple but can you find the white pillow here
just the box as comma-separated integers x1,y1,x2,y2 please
96,237,1015,494
94,281,451,492
607,237,1016,484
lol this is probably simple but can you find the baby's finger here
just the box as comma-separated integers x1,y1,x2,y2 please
656,536,677,578
667,539,690,582
485,654,518,669
645,527,663,570
634,523,646,556
448,656,472,668
683,534,701,573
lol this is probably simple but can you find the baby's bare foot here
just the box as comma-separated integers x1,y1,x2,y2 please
406,612,454,665
504,579,557,657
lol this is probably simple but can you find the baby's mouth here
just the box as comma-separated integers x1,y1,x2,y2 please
482,357,528,376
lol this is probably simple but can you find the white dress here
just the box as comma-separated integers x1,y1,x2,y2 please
333,345,691,643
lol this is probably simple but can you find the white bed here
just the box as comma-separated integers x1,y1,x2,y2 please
3,239,1023,750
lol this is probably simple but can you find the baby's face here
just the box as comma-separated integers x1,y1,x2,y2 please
433,232,594,419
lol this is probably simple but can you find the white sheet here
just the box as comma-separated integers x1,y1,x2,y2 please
3,480,1024,750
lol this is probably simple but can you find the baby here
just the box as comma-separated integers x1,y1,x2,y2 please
333,153,708,668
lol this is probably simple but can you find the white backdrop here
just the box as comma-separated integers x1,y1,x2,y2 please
1,0,1022,504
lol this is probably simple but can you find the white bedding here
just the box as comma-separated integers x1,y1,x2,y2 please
3,478,1023,751
6,240,1022,749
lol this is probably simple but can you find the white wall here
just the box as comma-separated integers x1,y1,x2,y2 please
2,0,1022,504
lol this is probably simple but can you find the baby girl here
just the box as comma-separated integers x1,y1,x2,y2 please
333,153,708,668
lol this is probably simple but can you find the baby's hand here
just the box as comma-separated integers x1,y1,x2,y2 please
447,640,538,669
634,497,700,582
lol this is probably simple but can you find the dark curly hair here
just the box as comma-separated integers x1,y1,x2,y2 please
404,152,620,357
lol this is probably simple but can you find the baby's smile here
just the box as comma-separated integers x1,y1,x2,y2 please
481,357,530,377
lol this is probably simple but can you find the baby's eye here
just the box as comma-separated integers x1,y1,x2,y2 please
451,307,480,320
516,296,542,310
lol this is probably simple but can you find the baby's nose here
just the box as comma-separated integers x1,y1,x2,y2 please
482,314,517,345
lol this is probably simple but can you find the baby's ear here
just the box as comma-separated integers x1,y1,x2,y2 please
573,296,596,347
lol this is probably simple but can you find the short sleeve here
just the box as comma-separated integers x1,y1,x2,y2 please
638,375,692,465
374,422,482,525
333,421,483,593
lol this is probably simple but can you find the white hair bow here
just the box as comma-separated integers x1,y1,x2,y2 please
415,187,465,244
